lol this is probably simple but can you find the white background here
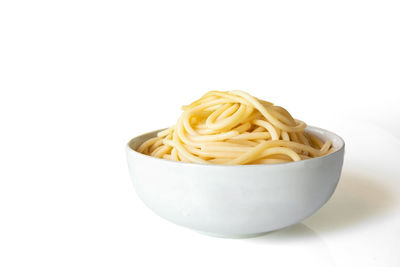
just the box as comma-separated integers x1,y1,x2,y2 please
1,0,399,266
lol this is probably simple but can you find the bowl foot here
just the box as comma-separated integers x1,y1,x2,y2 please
196,230,269,239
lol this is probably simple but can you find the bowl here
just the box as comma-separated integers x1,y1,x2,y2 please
126,126,345,238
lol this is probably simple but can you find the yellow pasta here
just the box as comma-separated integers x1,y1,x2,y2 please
137,90,333,165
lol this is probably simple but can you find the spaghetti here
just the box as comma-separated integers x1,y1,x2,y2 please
137,90,333,164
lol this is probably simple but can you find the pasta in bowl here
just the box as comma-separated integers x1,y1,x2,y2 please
126,91,345,238
137,90,334,165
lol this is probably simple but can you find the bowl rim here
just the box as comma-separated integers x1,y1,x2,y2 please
126,125,345,168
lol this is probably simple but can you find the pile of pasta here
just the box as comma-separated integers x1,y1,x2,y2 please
137,90,333,165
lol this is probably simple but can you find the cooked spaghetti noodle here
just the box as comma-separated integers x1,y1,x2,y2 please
137,90,334,164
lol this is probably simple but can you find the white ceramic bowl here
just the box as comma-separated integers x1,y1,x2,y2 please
126,126,345,238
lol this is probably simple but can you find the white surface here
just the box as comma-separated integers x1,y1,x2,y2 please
0,0,399,266
127,127,344,237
